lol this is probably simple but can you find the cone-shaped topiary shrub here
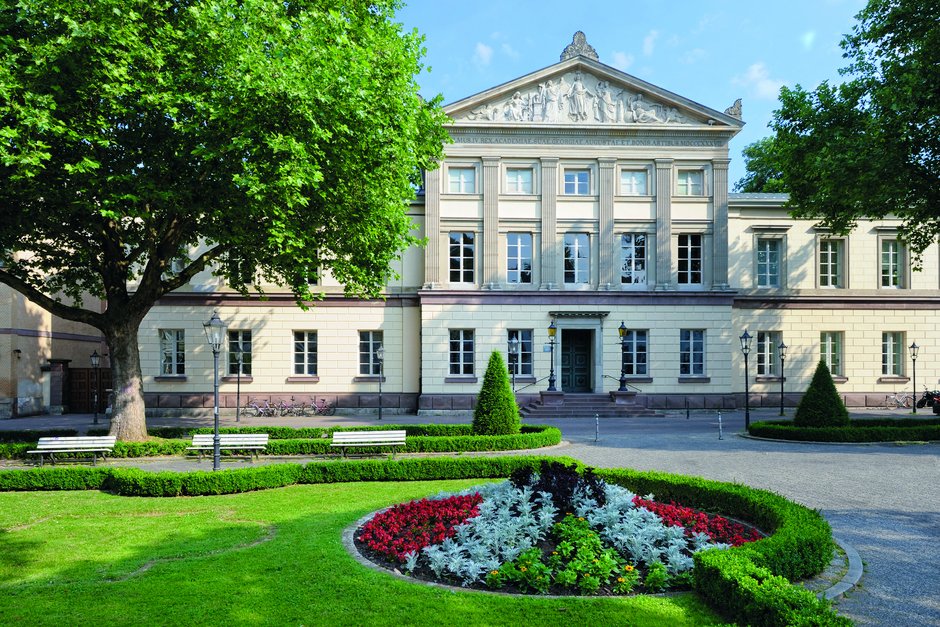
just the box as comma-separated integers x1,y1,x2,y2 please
794,360,850,427
472,351,520,435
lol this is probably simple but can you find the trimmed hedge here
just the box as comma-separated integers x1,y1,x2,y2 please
0,429,78,442
750,418,940,442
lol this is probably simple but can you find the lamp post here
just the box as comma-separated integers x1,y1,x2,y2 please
90,350,101,425
203,311,226,471
376,344,384,421
234,342,243,422
739,330,752,429
508,335,519,392
910,342,919,414
547,320,557,392
778,341,788,416
618,321,628,392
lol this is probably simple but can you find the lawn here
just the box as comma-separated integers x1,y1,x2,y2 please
0,480,725,626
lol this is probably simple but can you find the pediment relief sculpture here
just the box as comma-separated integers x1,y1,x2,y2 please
458,70,698,126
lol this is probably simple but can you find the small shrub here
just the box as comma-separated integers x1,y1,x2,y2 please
794,360,849,427
472,351,520,436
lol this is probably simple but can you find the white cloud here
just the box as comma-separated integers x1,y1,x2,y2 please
611,51,635,71
473,42,493,66
732,62,786,100
801,31,816,50
501,42,520,60
680,48,706,64
643,30,659,56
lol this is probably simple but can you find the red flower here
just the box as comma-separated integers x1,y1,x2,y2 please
632,496,761,546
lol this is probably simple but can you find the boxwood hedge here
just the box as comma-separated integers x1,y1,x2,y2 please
750,418,940,442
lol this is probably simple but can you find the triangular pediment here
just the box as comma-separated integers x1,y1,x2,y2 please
446,56,743,130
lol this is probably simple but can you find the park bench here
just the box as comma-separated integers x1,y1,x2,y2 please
330,430,407,457
27,436,117,466
186,433,269,461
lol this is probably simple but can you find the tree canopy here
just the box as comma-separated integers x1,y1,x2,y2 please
0,0,448,439
768,0,939,258
733,137,786,193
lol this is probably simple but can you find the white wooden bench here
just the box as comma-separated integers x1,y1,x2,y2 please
186,433,269,460
27,436,117,466
330,430,407,457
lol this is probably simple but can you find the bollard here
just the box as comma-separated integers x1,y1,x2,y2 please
685,397,690,419
717,410,723,440
594,413,599,443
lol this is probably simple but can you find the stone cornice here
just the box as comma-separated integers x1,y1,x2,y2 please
418,290,735,307
733,293,940,309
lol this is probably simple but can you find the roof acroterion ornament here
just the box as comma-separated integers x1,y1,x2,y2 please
560,31,599,61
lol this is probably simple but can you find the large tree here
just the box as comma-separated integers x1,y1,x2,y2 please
0,0,448,440
769,0,939,258
733,137,786,193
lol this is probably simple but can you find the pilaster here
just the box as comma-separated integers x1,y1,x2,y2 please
712,159,731,290
540,158,559,289
654,159,674,290
482,157,501,288
598,158,617,288
422,167,441,288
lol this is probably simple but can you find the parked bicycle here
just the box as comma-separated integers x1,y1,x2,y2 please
243,398,278,417
883,391,913,409
303,397,336,416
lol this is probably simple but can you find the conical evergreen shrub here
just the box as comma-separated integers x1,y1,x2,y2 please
794,360,850,427
472,351,520,435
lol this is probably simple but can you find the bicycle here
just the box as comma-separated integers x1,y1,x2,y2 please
244,398,278,417
303,397,336,416
883,392,913,409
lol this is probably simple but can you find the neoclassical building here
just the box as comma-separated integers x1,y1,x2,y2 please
4,32,938,418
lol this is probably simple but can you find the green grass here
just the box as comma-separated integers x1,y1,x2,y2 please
0,481,725,626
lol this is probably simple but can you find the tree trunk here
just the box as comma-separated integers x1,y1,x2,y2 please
105,321,149,441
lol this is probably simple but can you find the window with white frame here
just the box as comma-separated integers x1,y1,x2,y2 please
882,332,904,376
756,238,781,287
620,170,648,195
449,329,474,376
819,239,844,288
228,330,251,376
505,167,533,194
293,331,318,376
679,329,705,376
677,234,703,285
820,332,843,377
359,331,383,376
507,329,533,376
676,169,704,196
563,169,590,195
506,232,533,284
620,329,648,376
756,331,781,376
449,232,475,284
564,233,590,284
881,239,903,288
447,166,476,194
620,234,647,285
159,329,185,375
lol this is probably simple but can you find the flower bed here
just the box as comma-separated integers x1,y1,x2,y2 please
355,461,763,596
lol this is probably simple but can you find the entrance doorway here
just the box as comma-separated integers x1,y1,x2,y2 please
561,329,592,392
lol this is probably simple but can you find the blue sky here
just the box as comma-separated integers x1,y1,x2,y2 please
396,0,868,186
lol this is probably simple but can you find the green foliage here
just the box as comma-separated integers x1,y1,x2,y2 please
769,0,940,260
749,419,940,442
794,361,850,428
0,429,78,443
644,562,669,593
472,351,521,435
733,137,787,193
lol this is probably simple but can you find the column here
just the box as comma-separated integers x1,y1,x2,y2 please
540,158,559,289
482,157,500,288
598,158,617,289
422,167,442,288
654,159,674,290
712,159,731,290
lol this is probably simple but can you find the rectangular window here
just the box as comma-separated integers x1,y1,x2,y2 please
449,232,475,283
563,169,590,195
882,332,903,376
228,330,252,376
677,234,703,285
819,239,844,288
881,240,902,288
447,166,476,193
620,170,648,195
449,329,474,376
620,233,647,285
756,238,781,287
505,167,533,194
506,232,533,284
359,331,384,376
679,329,705,376
293,331,318,376
564,233,590,284
677,170,704,196
820,332,843,377
621,330,648,376
756,331,781,376
507,329,533,376
159,329,185,375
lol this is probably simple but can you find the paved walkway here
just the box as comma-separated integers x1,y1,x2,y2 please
2,408,938,626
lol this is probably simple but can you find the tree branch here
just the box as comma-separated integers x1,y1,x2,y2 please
0,270,104,329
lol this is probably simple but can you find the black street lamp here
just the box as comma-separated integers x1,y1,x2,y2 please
90,350,101,425
778,341,788,416
739,330,752,429
203,311,226,471
234,342,243,422
910,342,919,414
508,335,519,392
376,344,384,421
618,321,628,392
547,320,557,392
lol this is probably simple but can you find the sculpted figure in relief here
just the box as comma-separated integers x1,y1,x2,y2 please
539,79,561,122
504,91,526,121
630,93,664,123
594,80,617,123
566,71,591,121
